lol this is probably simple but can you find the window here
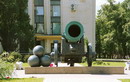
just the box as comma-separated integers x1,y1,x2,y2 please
36,7,44,15
51,0,61,35
35,7,44,23
51,0,60,17
52,23,61,34
34,0,43,6
36,24,44,33
51,0,60,5
52,6,60,16
35,15,44,23
34,0,44,33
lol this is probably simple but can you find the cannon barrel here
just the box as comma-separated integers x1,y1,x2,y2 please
63,21,84,42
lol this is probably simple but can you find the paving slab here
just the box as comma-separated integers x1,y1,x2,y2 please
12,63,130,82
12,70,130,82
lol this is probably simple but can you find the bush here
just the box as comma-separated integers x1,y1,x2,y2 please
9,52,22,62
0,52,10,61
0,51,22,63
10,52,22,60
23,54,31,62
0,52,9,57
0,59,14,79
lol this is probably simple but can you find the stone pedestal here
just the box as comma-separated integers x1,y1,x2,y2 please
25,66,124,74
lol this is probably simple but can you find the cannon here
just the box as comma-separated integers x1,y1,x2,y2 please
51,21,96,67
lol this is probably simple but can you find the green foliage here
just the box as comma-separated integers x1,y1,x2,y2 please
23,54,31,62
0,0,34,52
96,0,130,58
92,61,110,65
22,63,29,67
0,59,14,78
93,61,104,65
81,61,125,67
82,57,87,63
0,52,10,61
119,79,130,82
1,51,22,63
9,52,22,62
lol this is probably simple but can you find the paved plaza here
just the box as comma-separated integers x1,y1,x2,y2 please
12,63,130,82
12,70,130,82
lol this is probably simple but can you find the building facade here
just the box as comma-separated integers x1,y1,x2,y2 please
28,0,96,53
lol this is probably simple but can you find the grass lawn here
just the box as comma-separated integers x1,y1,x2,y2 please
0,78,43,82
23,61,126,67
81,61,126,67
119,79,130,82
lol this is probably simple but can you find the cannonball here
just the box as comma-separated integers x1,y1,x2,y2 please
28,55,40,67
50,52,55,61
40,55,51,67
33,45,44,57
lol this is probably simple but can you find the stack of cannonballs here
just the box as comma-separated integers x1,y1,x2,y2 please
28,45,51,67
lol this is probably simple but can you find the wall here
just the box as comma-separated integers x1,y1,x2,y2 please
61,0,96,51
28,0,96,52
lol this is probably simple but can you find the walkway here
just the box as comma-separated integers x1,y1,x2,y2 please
12,63,130,82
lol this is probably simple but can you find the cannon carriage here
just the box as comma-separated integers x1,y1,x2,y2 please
51,21,96,67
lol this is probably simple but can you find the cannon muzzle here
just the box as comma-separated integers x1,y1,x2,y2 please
63,21,84,42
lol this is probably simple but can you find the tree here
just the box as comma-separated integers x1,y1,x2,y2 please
96,0,130,58
16,0,34,52
0,0,34,52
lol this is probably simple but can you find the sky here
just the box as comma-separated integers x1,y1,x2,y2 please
96,0,125,14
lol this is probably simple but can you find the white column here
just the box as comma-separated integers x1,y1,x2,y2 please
46,40,51,53
92,0,96,52
28,0,35,28
44,0,51,34
0,42,3,54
